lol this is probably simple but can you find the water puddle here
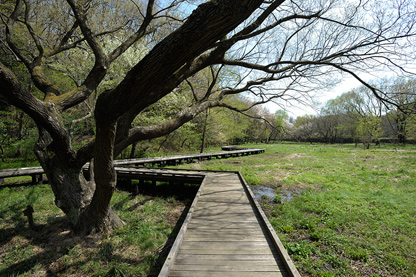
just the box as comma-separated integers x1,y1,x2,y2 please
253,186,275,200
252,186,297,203
281,190,295,202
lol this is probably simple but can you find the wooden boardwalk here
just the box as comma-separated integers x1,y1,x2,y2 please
160,172,299,277
0,147,299,275
0,148,264,184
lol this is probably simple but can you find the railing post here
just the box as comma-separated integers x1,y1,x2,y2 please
32,174,43,185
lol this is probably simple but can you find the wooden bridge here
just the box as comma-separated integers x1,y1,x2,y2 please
159,170,300,276
0,148,264,185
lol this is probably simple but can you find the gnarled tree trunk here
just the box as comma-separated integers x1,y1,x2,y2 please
74,120,124,235
34,128,95,225
71,0,267,235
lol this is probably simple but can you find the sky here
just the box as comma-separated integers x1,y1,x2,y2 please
265,76,363,118
266,67,415,118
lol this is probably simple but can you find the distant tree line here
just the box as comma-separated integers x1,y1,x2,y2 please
286,78,416,148
1,76,415,161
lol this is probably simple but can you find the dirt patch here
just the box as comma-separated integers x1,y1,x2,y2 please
272,163,294,166
163,201,188,226
285,153,311,159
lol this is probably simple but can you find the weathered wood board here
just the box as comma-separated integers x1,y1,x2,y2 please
162,173,298,277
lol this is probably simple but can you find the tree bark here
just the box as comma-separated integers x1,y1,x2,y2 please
200,109,209,153
0,144,4,162
34,128,95,225
75,120,124,235
129,141,137,159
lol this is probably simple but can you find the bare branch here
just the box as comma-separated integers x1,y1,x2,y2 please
22,0,43,55
2,1,31,66
185,79,198,102
66,0,107,64
109,0,155,62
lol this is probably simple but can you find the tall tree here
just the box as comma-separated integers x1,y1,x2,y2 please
1,0,415,234
294,114,317,143
271,110,289,141
382,77,416,144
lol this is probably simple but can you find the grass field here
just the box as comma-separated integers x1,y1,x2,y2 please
177,142,416,276
1,142,415,276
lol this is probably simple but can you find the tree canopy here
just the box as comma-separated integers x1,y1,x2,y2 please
1,0,415,234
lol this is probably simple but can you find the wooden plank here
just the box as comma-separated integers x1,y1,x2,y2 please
192,208,255,214
183,235,267,242
200,187,243,192
188,217,259,223
181,222,261,229
190,210,257,217
0,167,43,178
176,248,278,255
194,201,253,207
157,175,207,277
169,271,287,277
184,226,263,233
171,263,282,272
184,225,263,232
179,240,272,250
196,199,251,204
174,254,278,261
237,172,301,277
174,256,286,268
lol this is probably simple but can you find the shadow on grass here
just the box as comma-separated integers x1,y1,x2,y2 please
1,180,199,276
0,220,79,276
115,180,197,276
147,199,192,276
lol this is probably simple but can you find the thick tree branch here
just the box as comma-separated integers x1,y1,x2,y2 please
114,100,221,156
0,62,74,159
62,0,108,102
95,0,270,122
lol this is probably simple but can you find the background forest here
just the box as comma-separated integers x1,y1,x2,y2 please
2,75,416,163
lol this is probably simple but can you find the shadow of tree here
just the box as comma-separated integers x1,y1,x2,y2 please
0,220,81,276
1,181,198,276
147,200,192,276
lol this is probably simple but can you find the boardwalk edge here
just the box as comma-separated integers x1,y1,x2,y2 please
237,171,301,277
158,175,207,276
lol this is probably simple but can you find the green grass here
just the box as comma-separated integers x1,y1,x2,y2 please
0,184,189,276
0,157,40,170
176,142,416,276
